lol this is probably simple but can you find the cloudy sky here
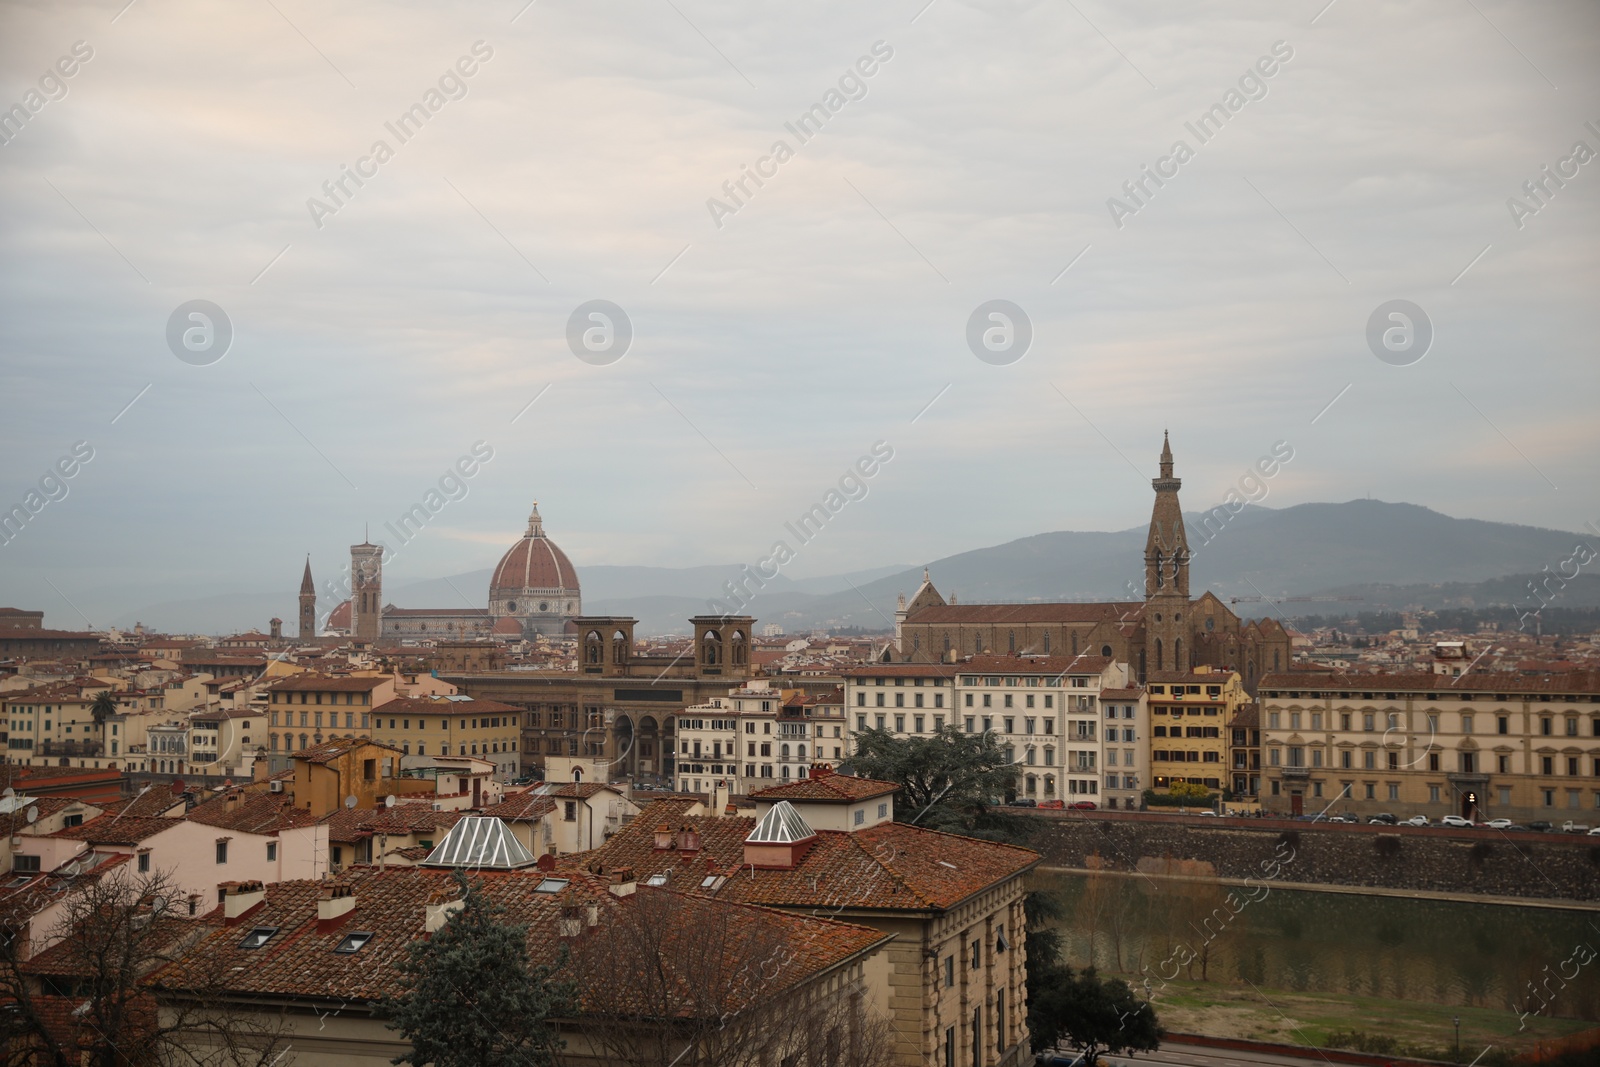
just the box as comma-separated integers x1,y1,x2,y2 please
1,0,1596,626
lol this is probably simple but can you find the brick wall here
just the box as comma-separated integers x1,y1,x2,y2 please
1026,812,1600,901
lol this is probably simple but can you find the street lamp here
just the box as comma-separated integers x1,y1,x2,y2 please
1453,1016,1460,1055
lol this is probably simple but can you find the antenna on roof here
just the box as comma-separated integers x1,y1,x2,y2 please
385,795,396,808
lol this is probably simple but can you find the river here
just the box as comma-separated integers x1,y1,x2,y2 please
1041,870,1600,1020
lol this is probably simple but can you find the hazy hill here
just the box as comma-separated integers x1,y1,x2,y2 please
109,500,1591,635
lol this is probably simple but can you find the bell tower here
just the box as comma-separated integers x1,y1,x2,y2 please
1143,432,1190,678
298,556,316,639
350,538,383,645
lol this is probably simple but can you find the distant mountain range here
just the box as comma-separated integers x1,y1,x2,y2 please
108,500,1596,635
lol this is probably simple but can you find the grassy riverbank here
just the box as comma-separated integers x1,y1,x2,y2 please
1149,978,1593,1060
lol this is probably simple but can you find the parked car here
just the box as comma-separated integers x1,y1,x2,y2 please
1038,799,1065,810
1561,820,1591,833
1198,810,1217,817
1528,821,1553,832
1588,827,1600,837
1009,798,1038,808
1368,813,1398,825
1068,801,1098,810
1485,818,1513,830
1402,815,1430,827
1330,813,1359,824
1440,815,1474,828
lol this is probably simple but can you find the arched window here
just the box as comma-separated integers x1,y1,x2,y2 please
1071,631,1078,656
269,733,278,751
1154,551,1164,588
703,631,722,665
1174,637,1182,669
797,744,806,760
1043,632,1051,654
1102,645,1113,657
780,744,790,760
612,629,629,664
975,634,983,654
417,743,426,756
730,631,747,666
944,633,951,654
1155,638,1164,671
1008,631,1015,652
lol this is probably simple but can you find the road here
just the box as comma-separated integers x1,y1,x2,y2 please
1119,1040,1396,1067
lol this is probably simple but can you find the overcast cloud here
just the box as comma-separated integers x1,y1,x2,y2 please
1,0,1596,626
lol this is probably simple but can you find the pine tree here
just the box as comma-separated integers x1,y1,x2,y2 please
381,871,575,1067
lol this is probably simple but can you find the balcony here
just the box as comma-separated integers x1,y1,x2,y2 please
40,741,103,757
1281,765,1310,779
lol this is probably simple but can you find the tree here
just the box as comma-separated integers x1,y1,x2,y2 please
0,867,288,1067
848,724,1022,839
380,870,574,1067
1029,966,1163,1066
90,692,118,725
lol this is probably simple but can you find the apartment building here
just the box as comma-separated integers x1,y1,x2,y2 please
1147,667,1248,795
672,680,846,795
1258,668,1600,821
1098,685,1148,810
265,675,396,771
369,694,523,779
844,656,1130,804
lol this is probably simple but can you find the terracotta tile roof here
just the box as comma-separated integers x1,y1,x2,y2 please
907,602,1142,624
0,796,77,835
962,654,1114,675
97,788,187,820
187,791,319,834
271,675,391,692
548,782,614,800
320,801,463,843
155,866,888,1012
1147,669,1238,684
290,736,402,763
1098,687,1144,699
749,773,897,804
481,789,557,821
1229,704,1260,728
372,694,522,716
587,801,1038,913
51,814,178,845
844,663,961,679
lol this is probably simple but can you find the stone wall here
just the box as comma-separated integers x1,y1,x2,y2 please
1026,812,1600,901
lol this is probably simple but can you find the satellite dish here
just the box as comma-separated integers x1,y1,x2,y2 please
2,788,13,798
344,795,358,809
26,807,37,824
385,794,396,808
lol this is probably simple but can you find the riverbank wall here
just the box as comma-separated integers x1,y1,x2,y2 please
1023,810,1600,902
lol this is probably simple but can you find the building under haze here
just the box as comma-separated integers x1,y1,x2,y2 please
893,434,1293,692
317,501,582,642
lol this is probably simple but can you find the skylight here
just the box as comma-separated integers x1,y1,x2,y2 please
333,931,373,954
533,878,569,893
645,874,668,887
240,926,278,949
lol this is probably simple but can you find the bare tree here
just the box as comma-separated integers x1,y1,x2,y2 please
0,867,289,1067
562,888,894,1067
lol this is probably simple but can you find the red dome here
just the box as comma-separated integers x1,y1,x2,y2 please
489,503,579,595
492,616,525,636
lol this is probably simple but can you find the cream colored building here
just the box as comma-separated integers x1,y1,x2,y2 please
1258,668,1600,821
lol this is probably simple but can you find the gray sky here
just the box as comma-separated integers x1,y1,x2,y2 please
2,0,1597,625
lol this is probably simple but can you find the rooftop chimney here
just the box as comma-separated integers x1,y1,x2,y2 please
676,825,701,853
219,880,266,925
710,780,730,818
810,763,835,779
317,884,357,932
653,824,674,850
606,866,636,898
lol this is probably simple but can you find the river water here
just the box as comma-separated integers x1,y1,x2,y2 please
1042,870,1600,1020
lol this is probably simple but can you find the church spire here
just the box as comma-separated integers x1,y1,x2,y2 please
1145,432,1189,599
526,501,544,538
300,555,315,595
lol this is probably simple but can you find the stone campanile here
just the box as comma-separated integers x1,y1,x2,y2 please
298,557,316,639
1144,432,1190,676
350,538,383,644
